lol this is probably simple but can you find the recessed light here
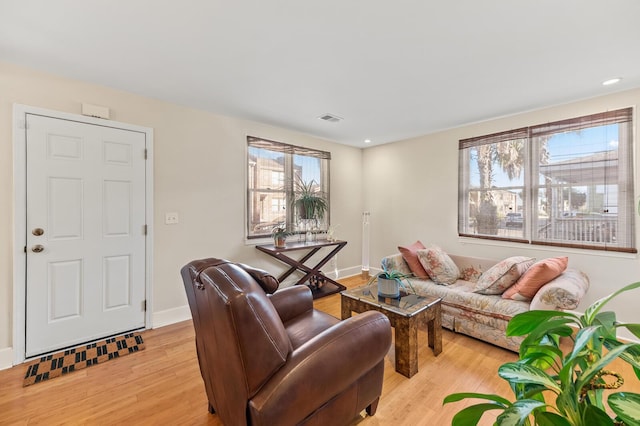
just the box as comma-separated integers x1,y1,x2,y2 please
602,77,622,86
364,139,371,144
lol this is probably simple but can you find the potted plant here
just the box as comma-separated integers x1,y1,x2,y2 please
443,282,640,426
367,266,415,298
271,225,289,248
293,176,328,222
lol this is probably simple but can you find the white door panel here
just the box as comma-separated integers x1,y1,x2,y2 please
48,259,83,321
25,114,147,357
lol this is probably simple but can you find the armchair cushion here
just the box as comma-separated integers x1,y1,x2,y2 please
282,308,342,350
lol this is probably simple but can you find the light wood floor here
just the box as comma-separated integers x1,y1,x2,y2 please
1,276,638,425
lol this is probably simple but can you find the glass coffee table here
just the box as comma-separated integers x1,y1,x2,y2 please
341,284,442,378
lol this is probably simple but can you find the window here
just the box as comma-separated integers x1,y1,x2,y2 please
458,108,635,253
247,136,330,239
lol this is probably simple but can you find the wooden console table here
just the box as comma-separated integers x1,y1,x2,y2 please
256,239,347,299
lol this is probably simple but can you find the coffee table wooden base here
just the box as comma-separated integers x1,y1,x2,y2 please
341,296,442,378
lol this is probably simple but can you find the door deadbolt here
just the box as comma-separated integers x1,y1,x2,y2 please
31,245,44,253
32,228,44,236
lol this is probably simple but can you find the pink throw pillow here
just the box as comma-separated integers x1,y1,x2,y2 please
502,257,569,301
398,241,429,278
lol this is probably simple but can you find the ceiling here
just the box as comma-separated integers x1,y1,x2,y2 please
1,1,639,147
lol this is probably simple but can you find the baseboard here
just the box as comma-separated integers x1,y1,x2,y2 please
0,347,14,370
326,265,364,280
152,305,192,329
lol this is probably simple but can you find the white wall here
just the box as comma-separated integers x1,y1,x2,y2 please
363,88,640,336
0,61,364,362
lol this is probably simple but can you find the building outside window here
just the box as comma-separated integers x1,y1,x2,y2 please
458,108,635,253
247,136,330,239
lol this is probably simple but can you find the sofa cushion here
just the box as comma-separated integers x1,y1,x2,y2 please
503,257,568,301
416,246,460,285
398,240,429,278
474,256,534,295
409,278,530,321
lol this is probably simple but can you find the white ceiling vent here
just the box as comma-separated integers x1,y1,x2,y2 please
318,113,343,123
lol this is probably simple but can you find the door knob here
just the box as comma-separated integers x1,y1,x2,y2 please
31,245,44,253
32,228,44,236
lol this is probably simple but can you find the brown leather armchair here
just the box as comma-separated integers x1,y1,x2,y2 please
181,258,392,426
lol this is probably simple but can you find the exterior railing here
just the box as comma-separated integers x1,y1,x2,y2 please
539,217,617,244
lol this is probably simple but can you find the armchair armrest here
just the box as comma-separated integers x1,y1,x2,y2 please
268,286,314,322
249,311,391,424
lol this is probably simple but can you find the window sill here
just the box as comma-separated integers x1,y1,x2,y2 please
457,236,637,259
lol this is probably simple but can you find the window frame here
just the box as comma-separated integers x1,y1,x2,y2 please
458,108,635,253
246,136,331,240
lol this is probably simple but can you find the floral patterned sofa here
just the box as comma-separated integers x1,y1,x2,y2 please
381,248,589,352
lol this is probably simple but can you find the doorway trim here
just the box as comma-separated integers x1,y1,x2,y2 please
12,104,154,365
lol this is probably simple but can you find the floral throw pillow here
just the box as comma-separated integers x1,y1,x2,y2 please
474,256,535,295
416,246,460,285
459,265,484,282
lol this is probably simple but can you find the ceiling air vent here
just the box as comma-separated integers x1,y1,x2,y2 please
318,113,343,123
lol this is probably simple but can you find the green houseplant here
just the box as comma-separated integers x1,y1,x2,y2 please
367,266,415,298
293,176,328,221
443,282,640,426
271,224,289,248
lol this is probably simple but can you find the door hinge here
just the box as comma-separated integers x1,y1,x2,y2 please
142,300,147,311
18,119,28,130
143,224,147,235
24,246,27,253
144,148,148,160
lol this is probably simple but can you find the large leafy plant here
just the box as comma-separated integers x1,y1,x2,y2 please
293,176,327,221
444,282,640,426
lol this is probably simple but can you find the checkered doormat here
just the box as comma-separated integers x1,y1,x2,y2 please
23,332,145,386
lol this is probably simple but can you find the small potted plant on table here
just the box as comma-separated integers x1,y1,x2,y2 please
368,266,415,298
271,225,289,249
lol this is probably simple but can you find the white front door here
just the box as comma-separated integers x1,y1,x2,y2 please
25,113,147,357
